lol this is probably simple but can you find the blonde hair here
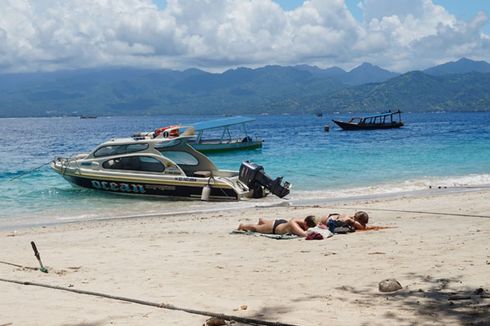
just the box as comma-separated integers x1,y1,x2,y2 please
354,211,369,226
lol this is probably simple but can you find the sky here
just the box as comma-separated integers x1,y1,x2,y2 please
1,0,489,74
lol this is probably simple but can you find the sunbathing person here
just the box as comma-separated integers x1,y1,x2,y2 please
238,215,317,237
316,211,369,231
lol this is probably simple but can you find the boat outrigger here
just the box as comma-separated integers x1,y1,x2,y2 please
332,110,404,130
50,134,290,201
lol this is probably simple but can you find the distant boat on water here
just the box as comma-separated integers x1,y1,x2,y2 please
80,115,97,119
332,110,404,130
132,116,263,153
186,116,263,153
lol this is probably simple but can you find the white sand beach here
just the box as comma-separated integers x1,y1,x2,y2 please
1,189,489,326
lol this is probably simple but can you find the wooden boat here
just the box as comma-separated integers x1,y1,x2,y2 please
188,116,262,153
332,110,403,130
132,116,263,153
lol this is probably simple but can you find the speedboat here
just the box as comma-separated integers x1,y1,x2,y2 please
50,134,290,201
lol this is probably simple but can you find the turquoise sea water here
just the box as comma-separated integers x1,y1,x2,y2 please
1,112,489,229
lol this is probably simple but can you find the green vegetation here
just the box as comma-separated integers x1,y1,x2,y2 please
1,63,489,117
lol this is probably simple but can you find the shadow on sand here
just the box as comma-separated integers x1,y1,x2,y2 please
336,273,489,325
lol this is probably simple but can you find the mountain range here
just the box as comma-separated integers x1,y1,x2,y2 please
0,57,489,117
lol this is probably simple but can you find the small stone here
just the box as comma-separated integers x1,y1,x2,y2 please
240,305,248,310
205,317,227,326
379,279,403,292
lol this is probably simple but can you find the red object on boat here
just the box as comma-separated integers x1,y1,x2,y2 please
154,125,180,138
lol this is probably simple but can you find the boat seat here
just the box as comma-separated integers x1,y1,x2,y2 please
193,170,212,177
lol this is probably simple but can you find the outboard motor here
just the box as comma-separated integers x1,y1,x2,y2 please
239,161,290,198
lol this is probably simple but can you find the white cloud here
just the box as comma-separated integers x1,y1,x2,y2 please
357,0,490,71
0,0,488,73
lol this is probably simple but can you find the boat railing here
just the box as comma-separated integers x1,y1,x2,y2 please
359,110,402,125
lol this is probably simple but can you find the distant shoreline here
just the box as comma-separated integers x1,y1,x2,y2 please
1,110,490,119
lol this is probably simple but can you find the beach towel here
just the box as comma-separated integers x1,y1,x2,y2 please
230,229,299,240
306,226,333,240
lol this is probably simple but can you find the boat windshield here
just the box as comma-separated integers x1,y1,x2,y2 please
93,143,149,157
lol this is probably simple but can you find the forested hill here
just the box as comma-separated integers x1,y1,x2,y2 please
306,71,490,113
1,58,489,117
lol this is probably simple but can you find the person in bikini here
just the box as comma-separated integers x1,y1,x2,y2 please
238,215,317,237
316,211,369,231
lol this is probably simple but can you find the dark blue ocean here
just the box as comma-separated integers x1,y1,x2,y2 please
1,112,489,229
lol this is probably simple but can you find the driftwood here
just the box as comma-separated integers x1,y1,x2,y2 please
0,278,298,326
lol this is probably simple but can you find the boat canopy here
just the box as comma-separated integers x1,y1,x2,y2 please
190,116,255,131
349,110,402,119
